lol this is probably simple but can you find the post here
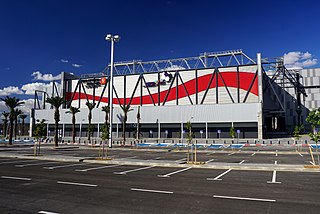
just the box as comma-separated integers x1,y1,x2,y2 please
257,53,264,140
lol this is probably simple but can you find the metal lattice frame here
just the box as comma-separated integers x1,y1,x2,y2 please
83,49,256,78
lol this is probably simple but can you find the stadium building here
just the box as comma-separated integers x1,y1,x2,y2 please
31,50,312,141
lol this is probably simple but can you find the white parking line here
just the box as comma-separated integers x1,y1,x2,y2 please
131,188,173,194
206,152,216,156
38,211,60,214
153,157,162,160
1,176,31,181
213,195,276,202
207,169,232,181
228,152,235,156
15,162,57,167
239,160,245,164
121,156,138,159
44,163,91,170
268,161,281,184
174,158,186,163
158,167,192,178
76,164,121,172
0,160,39,165
275,150,278,157
298,152,303,157
205,159,215,163
57,181,97,187
310,161,315,165
114,166,155,175
251,152,256,156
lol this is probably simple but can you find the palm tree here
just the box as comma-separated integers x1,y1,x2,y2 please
66,106,80,144
19,114,27,136
13,109,23,138
86,102,96,142
101,105,110,125
2,112,9,137
0,96,24,145
46,96,66,147
120,104,132,145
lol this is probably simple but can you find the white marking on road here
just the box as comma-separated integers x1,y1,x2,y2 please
158,167,192,178
228,152,235,156
267,161,281,184
0,160,39,165
298,152,303,157
44,163,91,170
251,152,256,156
213,195,276,202
122,156,138,159
57,181,97,187
154,157,162,160
205,159,215,163
206,151,215,156
275,150,278,157
1,176,31,181
38,211,60,214
114,166,155,175
15,162,57,167
310,161,315,165
207,169,232,181
239,160,245,164
174,158,186,162
131,188,173,194
76,164,121,172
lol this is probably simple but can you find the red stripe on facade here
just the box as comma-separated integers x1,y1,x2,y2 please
66,71,258,105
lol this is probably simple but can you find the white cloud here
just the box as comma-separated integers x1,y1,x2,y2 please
0,86,23,96
284,51,318,69
32,71,61,81
61,59,69,63
21,82,50,95
72,63,83,68
0,99,34,116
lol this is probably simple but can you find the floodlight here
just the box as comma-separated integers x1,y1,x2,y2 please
105,34,112,41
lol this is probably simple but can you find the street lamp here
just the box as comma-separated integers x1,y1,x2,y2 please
106,34,120,148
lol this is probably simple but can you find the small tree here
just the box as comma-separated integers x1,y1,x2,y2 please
230,126,235,139
100,123,110,159
120,104,132,145
101,105,110,125
186,121,194,163
306,109,320,165
66,106,80,144
293,125,304,141
33,119,47,156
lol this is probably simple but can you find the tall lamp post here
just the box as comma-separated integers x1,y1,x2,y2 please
105,34,120,148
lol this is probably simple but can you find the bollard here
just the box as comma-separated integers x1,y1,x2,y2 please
288,141,290,144
224,140,226,144
262,140,264,144
270,140,272,145
278,140,280,144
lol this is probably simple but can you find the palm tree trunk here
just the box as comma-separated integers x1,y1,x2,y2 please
54,108,59,147
14,120,17,139
123,121,126,145
72,115,76,143
3,123,7,138
22,119,25,136
8,119,14,145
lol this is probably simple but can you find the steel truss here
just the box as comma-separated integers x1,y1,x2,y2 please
96,49,256,76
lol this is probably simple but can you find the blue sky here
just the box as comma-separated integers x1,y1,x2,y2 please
0,0,319,112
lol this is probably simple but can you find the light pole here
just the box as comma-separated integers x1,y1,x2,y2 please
106,34,120,148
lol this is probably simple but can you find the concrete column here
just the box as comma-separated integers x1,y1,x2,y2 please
257,53,264,140
62,123,65,138
97,123,100,138
205,122,208,139
116,123,119,138
181,122,183,141
79,123,82,137
158,122,161,139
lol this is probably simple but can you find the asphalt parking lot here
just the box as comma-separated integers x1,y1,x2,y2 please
0,151,319,214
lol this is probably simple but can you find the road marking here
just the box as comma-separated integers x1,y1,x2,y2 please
1,176,31,181
153,157,162,160
38,211,60,214
239,160,245,164
205,159,215,163
44,163,91,170
131,188,173,194
207,169,232,181
174,158,186,163
57,181,97,187
76,164,121,172
268,161,281,184
0,160,39,165
251,152,256,156
206,152,215,156
310,161,315,165
158,167,192,178
298,152,303,157
15,162,57,167
228,152,235,156
213,195,276,202
275,150,278,157
122,156,137,159
114,166,155,175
